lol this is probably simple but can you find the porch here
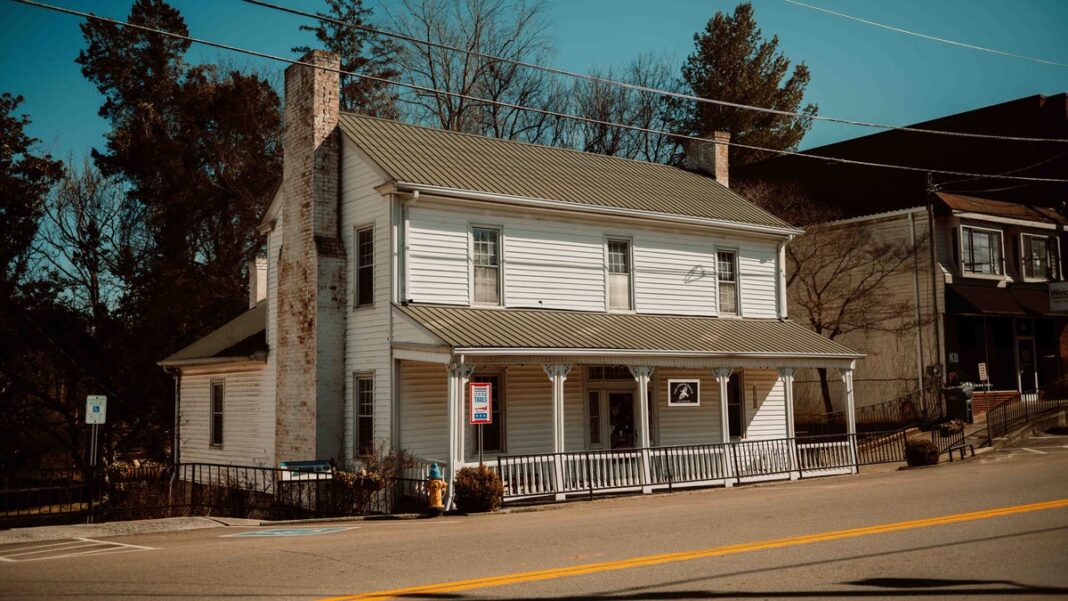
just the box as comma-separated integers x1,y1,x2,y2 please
391,305,865,507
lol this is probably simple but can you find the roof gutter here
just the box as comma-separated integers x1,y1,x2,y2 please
451,347,865,360
395,182,804,238
157,355,268,368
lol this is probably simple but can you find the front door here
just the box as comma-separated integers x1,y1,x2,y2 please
1017,337,1038,394
608,392,635,449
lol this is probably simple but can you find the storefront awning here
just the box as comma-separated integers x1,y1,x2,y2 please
395,304,862,360
946,283,1051,316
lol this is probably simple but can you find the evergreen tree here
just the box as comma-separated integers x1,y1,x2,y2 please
293,0,400,116
680,2,816,166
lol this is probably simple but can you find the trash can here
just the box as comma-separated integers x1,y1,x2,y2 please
942,385,974,424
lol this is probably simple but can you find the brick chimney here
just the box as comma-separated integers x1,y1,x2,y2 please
685,131,730,188
248,257,267,308
275,50,346,464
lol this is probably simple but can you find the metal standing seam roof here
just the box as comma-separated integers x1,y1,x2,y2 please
936,192,1068,225
159,303,267,365
337,113,793,230
397,304,862,358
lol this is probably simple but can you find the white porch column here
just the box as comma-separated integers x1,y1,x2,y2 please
840,365,858,474
778,367,799,479
543,364,571,500
445,361,474,511
629,366,654,492
714,367,734,486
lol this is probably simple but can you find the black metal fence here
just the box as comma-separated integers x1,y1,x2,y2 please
985,379,1068,444
1,461,430,526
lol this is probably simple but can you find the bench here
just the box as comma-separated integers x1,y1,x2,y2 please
946,443,975,462
278,460,334,481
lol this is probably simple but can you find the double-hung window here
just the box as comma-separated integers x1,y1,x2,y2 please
717,250,738,316
355,375,374,455
355,226,374,307
210,381,224,447
473,227,501,305
1021,234,1059,280
961,226,1003,276
607,239,632,310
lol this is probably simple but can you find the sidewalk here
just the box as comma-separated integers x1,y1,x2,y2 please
0,516,260,545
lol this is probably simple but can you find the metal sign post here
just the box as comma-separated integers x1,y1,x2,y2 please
469,382,493,465
85,395,107,523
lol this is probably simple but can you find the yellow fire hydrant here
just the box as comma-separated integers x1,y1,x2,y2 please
427,463,447,516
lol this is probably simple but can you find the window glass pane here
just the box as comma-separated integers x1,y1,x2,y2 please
356,377,374,454
727,374,743,439
607,241,629,274
588,391,601,445
1024,236,1050,279
473,228,500,305
607,240,631,310
210,383,224,446
356,228,374,306
963,228,1002,275
718,251,738,315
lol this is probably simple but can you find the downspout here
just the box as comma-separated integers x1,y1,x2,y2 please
776,236,791,319
908,212,926,393
165,367,181,466
926,174,944,384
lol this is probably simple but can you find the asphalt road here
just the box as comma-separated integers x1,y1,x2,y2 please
2,436,1067,600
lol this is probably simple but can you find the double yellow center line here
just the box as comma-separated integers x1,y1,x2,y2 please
320,498,1068,601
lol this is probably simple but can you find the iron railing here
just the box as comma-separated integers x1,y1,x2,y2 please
985,379,1068,445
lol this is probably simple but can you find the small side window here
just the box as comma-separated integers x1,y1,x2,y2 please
356,226,374,307
210,381,224,447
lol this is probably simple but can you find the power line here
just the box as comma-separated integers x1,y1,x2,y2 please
240,0,1068,145
935,149,1068,187
784,0,1068,69
11,0,1068,184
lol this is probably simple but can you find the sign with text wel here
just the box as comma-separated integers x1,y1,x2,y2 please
469,382,492,424
1051,281,1068,312
85,395,107,425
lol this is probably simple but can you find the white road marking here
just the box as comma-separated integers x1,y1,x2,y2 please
0,538,156,563
1020,448,1048,455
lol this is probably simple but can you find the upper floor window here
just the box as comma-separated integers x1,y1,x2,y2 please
607,239,632,310
210,381,224,448
717,250,738,316
473,227,501,305
961,226,1003,276
1021,234,1060,280
355,226,374,307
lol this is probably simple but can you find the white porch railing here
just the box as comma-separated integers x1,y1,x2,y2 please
497,435,860,502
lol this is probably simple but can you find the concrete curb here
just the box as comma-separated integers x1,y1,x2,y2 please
0,516,261,544
992,409,1068,449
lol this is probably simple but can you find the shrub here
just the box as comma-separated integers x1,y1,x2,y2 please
905,439,939,466
453,464,503,513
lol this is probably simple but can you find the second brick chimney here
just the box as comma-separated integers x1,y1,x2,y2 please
685,131,731,188
275,50,347,464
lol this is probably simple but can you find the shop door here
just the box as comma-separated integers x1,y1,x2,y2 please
1017,338,1038,398
608,391,635,449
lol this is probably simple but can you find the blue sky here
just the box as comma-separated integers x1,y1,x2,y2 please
2,0,1067,161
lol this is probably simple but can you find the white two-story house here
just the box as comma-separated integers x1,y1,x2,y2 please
160,51,862,504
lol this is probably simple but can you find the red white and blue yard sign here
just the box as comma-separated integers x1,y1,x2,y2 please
469,382,493,424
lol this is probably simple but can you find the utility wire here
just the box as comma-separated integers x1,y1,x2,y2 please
784,0,1068,69
935,149,1068,188
240,0,1068,145
11,0,1068,184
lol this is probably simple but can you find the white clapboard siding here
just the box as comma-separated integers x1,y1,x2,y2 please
653,369,724,446
341,140,394,460
504,223,605,311
180,365,272,466
392,306,446,346
405,201,783,317
742,369,787,440
397,360,449,461
407,205,470,305
495,365,553,457
737,241,779,318
633,233,717,316
261,196,283,467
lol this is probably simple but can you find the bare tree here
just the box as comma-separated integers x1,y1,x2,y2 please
385,0,566,142
739,181,928,413
34,158,137,323
567,53,682,163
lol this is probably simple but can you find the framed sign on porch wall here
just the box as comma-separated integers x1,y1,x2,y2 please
668,379,700,406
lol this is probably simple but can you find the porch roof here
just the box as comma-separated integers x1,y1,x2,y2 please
158,303,267,367
396,304,863,359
